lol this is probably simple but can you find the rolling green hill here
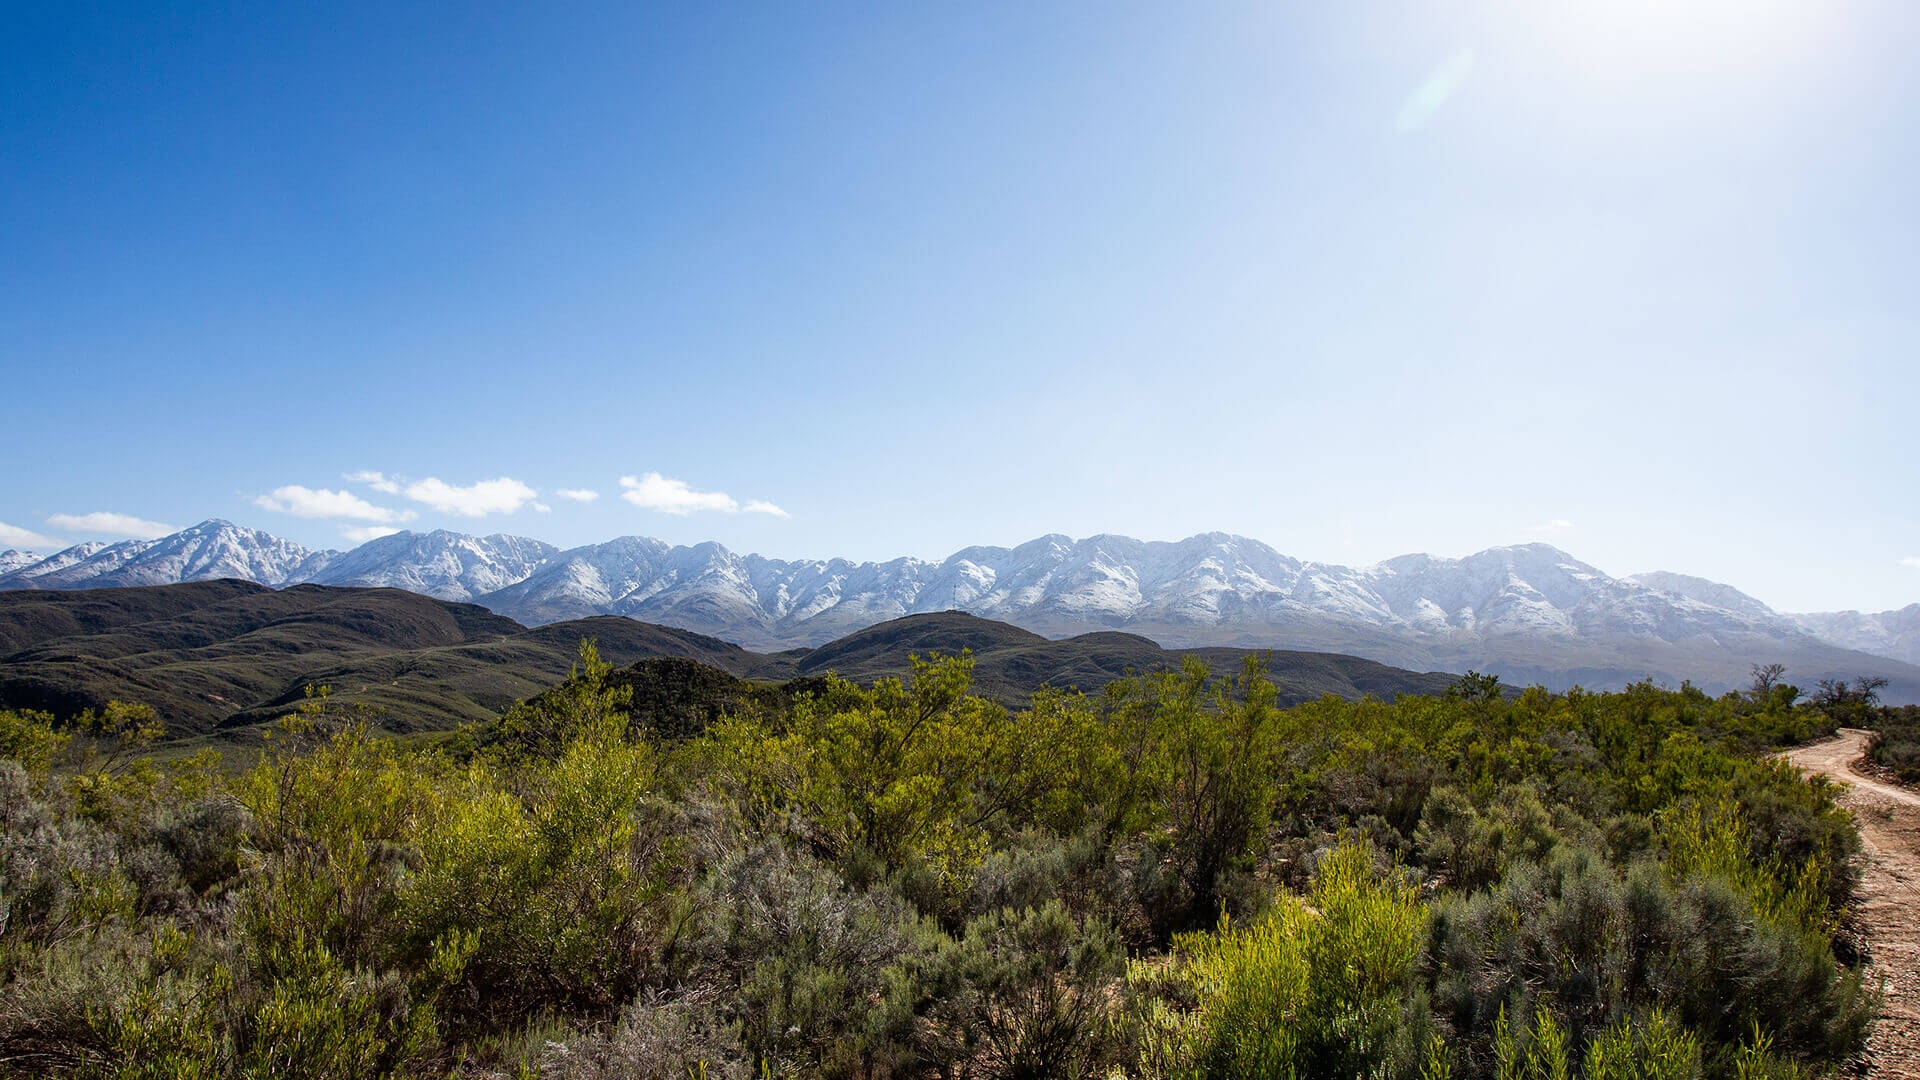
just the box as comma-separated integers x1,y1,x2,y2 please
0,582,1461,740
793,612,1462,706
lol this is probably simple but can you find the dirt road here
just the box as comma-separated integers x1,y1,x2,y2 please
1783,729,1920,1077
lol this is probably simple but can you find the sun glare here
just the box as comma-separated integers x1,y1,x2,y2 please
1535,0,1830,76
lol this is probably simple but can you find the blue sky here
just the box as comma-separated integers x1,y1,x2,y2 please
2,1,1915,613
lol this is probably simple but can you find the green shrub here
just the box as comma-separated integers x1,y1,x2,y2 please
0,707,67,781
694,842,927,1077
0,653,1880,1080
1424,847,1869,1075
1496,1006,1700,1080
1134,839,1427,1080
922,901,1125,1080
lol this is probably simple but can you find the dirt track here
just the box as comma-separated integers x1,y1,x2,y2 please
1783,729,1920,1078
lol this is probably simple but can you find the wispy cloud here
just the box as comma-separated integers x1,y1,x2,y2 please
1396,49,1475,133
621,473,737,515
403,477,538,517
46,511,175,539
254,485,415,523
1523,518,1574,539
555,488,600,503
0,520,59,549
342,525,403,544
1903,556,1920,570
618,474,791,518
345,470,401,495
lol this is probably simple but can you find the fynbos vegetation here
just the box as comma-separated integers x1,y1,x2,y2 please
0,645,1882,1078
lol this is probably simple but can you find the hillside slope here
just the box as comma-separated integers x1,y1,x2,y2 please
0,585,1457,737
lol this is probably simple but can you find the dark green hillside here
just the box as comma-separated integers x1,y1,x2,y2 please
0,580,522,660
0,579,279,654
1181,644,1464,702
0,588,1459,739
514,614,794,679
0,585,763,737
0,584,524,733
791,610,1460,705
605,658,796,740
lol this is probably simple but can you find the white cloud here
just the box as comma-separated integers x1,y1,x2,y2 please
1396,49,1475,132
619,473,739,515
342,525,403,544
533,502,552,514
403,476,539,517
254,485,415,523
617,474,792,518
555,488,600,503
345,470,401,495
46,512,176,539
1523,518,1574,539
1903,556,1920,570
0,520,60,549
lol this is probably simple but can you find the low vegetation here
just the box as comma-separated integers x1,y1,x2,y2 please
0,645,1879,1079
1860,690,1920,783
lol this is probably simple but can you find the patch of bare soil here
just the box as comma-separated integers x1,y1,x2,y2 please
1783,729,1920,1078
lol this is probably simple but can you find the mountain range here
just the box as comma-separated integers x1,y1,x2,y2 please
2,519,1916,701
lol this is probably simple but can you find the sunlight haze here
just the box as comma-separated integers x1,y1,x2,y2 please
2,1,1914,614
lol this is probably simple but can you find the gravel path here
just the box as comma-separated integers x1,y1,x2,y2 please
1783,729,1920,1078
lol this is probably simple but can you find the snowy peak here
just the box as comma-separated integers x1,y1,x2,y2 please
1791,604,1920,667
310,529,557,601
1629,572,1778,619
1365,545,1612,636
0,520,337,590
0,550,48,576
1,541,110,584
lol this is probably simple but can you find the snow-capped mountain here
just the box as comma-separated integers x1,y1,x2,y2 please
0,550,46,576
2,541,110,584
0,521,336,590
471,533,1920,699
307,529,557,601
1625,573,1920,668
1789,604,1920,667
4,521,1916,699
1627,572,1779,620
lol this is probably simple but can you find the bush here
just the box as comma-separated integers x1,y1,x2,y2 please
1424,847,1870,1075
694,842,927,1077
1868,704,1920,783
538,987,748,1080
0,653,1879,1080
921,901,1125,1080
1495,1006,1701,1080
1131,840,1428,1080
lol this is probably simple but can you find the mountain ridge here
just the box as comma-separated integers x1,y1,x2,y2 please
3,520,1916,699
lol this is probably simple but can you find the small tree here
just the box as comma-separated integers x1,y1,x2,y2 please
1811,675,1888,723
1749,663,1787,699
